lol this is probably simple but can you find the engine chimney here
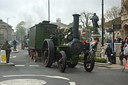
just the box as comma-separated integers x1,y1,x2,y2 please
73,14,80,39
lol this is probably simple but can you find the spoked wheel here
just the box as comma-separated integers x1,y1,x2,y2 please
42,39,54,67
84,52,94,72
58,51,67,73
33,51,38,62
29,50,33,59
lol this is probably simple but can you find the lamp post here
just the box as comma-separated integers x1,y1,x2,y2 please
48,0,50,21
101,0,104,46
7,17,15,24
6,17,15,40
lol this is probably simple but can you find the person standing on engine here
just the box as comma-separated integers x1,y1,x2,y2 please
91,39,98,57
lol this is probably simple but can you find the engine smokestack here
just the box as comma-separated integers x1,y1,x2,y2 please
73,14,80,39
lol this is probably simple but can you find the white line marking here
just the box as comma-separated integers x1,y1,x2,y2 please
15,65,25,67
0,79,47,85
29,65,39,67
110,68,121,69
69,82,76,85
10,56,16,58
3,75,70,80
97,67,107,69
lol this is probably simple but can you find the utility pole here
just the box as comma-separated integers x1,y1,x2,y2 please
102,0,104,46
48,0,50,21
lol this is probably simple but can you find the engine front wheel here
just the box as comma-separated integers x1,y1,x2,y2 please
84,52,94,72
57,51,67,73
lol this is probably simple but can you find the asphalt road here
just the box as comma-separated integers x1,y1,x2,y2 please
0,48,128,85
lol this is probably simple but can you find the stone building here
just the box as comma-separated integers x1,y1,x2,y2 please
105,17,121,40
121,0,128,38
51,18,68,29
0,19,13,44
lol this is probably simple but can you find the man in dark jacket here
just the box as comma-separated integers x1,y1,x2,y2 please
13,40,17,51
1,41,11,63
105,44,112,63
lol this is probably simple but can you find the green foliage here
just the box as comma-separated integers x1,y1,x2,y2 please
15,21,26,41
79,55,107,63
94,57,107,63
79,54,84,60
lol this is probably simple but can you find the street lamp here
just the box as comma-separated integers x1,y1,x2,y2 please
7,17,15,24
101,0,104,46
48,0,50,21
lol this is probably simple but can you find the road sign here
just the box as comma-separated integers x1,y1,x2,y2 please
82,30,86,36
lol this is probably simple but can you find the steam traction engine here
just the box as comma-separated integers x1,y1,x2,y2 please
42,14,94,72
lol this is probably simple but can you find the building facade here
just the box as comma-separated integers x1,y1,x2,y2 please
121,0,128,38
0,19,13,44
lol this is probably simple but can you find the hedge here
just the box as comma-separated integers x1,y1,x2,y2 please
79,55,107,63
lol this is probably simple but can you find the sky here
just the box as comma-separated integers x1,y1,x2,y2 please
0,0,121,30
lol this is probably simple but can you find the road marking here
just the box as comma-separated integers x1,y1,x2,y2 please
2,75,77,84
69,82,76,85
15,65,25,67
29,65,40,67
3,75,70,80
97,67,107,69
0,79,47,85
110,68,122,69
10,56,16,58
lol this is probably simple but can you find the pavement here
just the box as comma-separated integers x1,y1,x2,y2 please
79,57,127,69
0,48,19,66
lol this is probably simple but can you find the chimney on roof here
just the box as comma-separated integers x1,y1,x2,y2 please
56,18,61,23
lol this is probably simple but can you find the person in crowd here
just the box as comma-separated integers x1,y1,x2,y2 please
106,39,112,43
124,36,128,45
81,39,90,60
105,44,112,63
91,39,98,57
1,41,11,63
117,36,122,43
13,40,17,51
63,29,68,34
21,41,24,50
124,44,128,61
82,39,90,53
55,26,62,34
119,39,125,65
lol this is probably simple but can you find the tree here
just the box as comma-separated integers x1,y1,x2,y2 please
105,6,121,21
15,21,26,42
80,12,93,28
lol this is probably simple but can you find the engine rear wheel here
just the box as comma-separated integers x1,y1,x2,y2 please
42,39,54,67
57,51,67,73
84,52,94,72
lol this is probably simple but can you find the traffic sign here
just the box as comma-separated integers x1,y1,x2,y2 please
82,30,86,36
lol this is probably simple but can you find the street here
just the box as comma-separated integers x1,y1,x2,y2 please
0,48,128,85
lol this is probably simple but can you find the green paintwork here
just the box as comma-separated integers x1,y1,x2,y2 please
29,22,57,49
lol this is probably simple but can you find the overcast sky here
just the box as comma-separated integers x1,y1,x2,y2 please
0,0,121,30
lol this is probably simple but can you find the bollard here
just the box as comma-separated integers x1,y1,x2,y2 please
1,50,6,63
